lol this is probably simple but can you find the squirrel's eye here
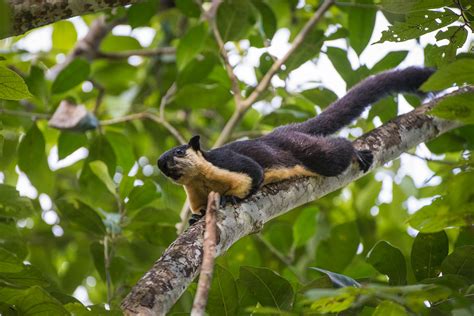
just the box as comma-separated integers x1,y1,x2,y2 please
176,149,185,156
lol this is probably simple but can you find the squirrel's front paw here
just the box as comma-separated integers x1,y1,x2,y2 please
220,195,242,208
188,209,206,226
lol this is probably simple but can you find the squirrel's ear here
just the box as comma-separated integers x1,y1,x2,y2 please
188,135,201,151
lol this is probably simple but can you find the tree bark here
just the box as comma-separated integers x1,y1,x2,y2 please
121,87,472,315
3,0,140,39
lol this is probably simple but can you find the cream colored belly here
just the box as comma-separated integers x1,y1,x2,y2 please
263,165,316,185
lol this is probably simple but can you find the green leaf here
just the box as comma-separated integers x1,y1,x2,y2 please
18,123,53,194
380,0,453,13
207,265,239,316
176,23,208,70
307,288,356,313
0,184,33,218
375,9,459,44
56,199,106,236
293,207,318,247
0,248,49,287
411,231,449,281
175,0,200,17
105,131,136,173
239,266,294,310
125,180,161,212
430,91,474,124
373,300,407,316
441,245,474,282
422,59,474,91
0,66,32,100
100,35,142,52
0,286,68,315
367,241,407,285
89,160,117,195
284,29,324,73
177,52,219,87
371,51,409,73
408,199,468,232
348,0,376,55
309,268,361,288
434,26,469,63
253,0,277,39
315,222,359,273
300,87,338,109
368,97,398,123
173,83,232,108
127,0,158,28
57,132,87,160
52,21,77,51
52,58,90,94
216,0,256,41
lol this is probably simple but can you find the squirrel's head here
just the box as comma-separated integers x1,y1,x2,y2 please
157,135,203,184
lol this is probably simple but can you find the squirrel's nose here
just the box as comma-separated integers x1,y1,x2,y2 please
157,157,167,173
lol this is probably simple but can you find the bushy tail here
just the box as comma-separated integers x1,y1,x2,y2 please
293,66,435,136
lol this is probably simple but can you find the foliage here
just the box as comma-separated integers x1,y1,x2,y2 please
0,0,473,314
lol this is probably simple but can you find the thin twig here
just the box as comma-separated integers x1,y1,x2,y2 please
160,83,177,121
100,111,187,145
404,152,458,165
0,108,51,119
104,235,113,305
213,0,335,147
95,47,176,59
191,192,219,316
91,80,105,115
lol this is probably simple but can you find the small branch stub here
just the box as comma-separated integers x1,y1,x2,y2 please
191,192,220,316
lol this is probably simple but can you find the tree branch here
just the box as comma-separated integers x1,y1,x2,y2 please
120,87,472,315
3,0,141,39
191,192,219,316
213,0,335,147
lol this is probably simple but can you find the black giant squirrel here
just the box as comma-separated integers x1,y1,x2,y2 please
157,67,435,224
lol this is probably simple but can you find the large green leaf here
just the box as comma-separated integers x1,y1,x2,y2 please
422,59,474,91
408,198,469,232
52,21,77,51
173,83,232,108
411,231,449,281
207,265,239,316
125,180,161,212
57,132,87,160
430,91,474,124
0,248,49,287
17,123,53,194
0,184,33,218
380,0,453,13
216,0,256,41
367,241,407,285
56,199,106,236
51,58,90,94
441,245,474,282
373,300,407,316
239,266,294,310
100,35,142,52
284,29,325,73
176,23,208,70
253,0,277,40
371,51,409,73
105,131,136,173
376,9,459,44
0,66,32,100
315,221,359,273
0,286,68,315
292,207,318,247
89,160,117,195
348,0,376,55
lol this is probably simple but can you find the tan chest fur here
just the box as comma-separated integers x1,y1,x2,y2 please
181,150,253,213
